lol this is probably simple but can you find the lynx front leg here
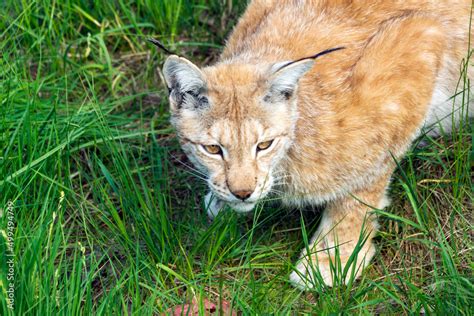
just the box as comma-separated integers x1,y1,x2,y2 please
204,192,225,219
290,175,391,289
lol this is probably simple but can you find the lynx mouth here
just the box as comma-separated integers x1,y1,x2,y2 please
227,200,256,213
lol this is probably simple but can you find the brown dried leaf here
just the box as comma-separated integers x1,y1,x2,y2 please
164,296,237,316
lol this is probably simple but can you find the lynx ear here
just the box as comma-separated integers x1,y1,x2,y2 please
163,55,208,110
265,47,345,101
266,59,314,100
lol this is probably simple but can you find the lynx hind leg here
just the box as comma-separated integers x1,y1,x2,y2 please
290,175,391,289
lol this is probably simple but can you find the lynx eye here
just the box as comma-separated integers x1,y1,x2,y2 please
257,140,274,151
202,144,222,155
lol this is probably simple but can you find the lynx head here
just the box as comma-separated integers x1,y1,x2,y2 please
162,55,314,214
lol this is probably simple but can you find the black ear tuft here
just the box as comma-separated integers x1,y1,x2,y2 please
273,46,346,73
147,38,175,55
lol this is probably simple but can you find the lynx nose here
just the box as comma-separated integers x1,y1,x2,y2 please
231,190,253,201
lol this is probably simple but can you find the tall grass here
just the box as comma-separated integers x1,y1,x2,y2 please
1,0,472,314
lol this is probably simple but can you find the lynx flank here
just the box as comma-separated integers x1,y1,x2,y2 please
162,0,473,289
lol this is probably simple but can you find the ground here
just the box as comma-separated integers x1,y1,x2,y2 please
0,1,473,315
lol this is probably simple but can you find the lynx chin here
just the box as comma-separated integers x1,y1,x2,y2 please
161,0,473,289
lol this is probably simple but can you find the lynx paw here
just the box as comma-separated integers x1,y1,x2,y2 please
204,192,225,219
289,243,375,289
290,256,334,289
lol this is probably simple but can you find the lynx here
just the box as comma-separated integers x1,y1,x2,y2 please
161,0,472,288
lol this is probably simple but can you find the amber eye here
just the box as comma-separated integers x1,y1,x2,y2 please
202,144,222,155
257,140,274,151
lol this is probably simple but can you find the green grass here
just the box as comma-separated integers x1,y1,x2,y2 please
0,1,472,314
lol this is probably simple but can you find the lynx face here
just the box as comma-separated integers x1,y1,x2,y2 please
163,56,314,213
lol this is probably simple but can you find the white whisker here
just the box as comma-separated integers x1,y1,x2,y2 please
170,156,209,182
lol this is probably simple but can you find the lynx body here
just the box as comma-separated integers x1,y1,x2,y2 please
162,0,472,288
